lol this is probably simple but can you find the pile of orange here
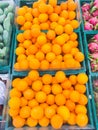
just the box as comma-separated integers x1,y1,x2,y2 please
8,71,88,128
14,0,84,71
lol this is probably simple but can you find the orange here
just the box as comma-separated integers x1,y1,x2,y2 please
55,25,64,35
28,70,39,81
23,40,32,49
16,79,28,91
32,80,43,91
54,5,61,14
64,24,73,34
63,54,73,61
40,103,48,109
74,61,81,69
27,7,32,13
31,27,40,38
23,88,34,100
29,58,40,69
58,17,66,26
63,90,70,99
27,45,38,55
27,54,35,61
35,51,45,61
75,84,86,94
35,91,47,103
33,2,39,8
51,104,57,110
40,60,50,70
46,94,55,105
74,51,84,62
55,35,66,45
8,97,21,109
46,52,56,62
39,116,49,127
12,78,21,88
68,11,76,20
9,88,22,98
60,10,68,19
55,71,66,83
23,21,32,30
45,106,56,119
56,55,63,61
19,59,29,70
70,47,79,56
67,0,77,11
52,84,62,95
50,59,61,69
66,99,75,112
37,34,47,45
47,30,56,40
77,73,88,85
70,32,78,41
33,17,40,24
55,94,66,106
75,105,87,114
42,84,51,94
67,112,76,125
76,114,88,127
23,30,32,40
42,74,52,85
8,108,19,117
57,106,70,121
13,116,25,128
51,114,63,129
40,22,49,30
16,16,25,25
14,62,20,71
15,46,25,56
70,90,80,103
50,22,58,30
28,99,39,108
27,117,38,127
17,54,26,62
38,3,48,13
62,43,71,54
20,97,28,107
32,8,40,17
70,20,79,29
49,0,57,7
31,106,44,120
17,33,25,43
79,94,88,105
49,13,59,22
23,76,32,86
64,58,76,69
60,2,68,10
24,13,33,22
61,33,69,42
41,43,51,54
20,106,31,118
47,4,54,14
69,75,77,85
17,7,27,16
38,13,48,23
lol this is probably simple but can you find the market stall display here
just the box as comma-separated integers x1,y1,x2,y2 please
0,0,98,130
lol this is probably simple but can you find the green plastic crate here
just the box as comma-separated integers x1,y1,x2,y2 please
89,75,98,130
80,0,98,33
5,72,94,130
12,30,86,75
83,32,98,74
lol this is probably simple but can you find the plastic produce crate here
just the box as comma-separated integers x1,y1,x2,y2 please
12,30,86,75
80,0,98,33
14,0,81,31
89,75,98,130
83,32,98,74
0,0,15,72
5,72,94,130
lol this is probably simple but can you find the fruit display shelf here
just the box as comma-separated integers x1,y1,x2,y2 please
5,71,94,130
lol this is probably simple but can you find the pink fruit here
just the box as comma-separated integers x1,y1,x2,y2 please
89,17,98,26
84,22,93,30
88,42,98,53
82,11,91,21
81,3,90,12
